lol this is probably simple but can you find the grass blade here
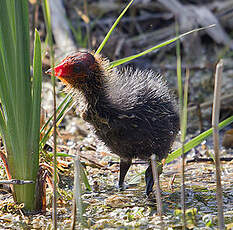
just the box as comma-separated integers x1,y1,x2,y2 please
40,94,71,134
95,0,135,54
176,22,183,112
166,115,233,164
40,95,73,147
109,25,215,68
80,161,91,191
176,20,188,228
0,1,17,131
29,29,42,178
181,70,189,142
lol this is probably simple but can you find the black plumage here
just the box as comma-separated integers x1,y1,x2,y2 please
49,51,180,195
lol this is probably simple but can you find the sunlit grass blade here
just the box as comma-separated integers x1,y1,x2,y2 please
176,22,183,112
166,115,233,164
40,93,72,134
0,111,6,139
30,29,42,159
14,1,32,147
181,70,189,142
0,1,17,132
95,0,135,54
40,96,73,147
177,22,189,226
109,25,215,68
0,56,7,139
80,163,91,191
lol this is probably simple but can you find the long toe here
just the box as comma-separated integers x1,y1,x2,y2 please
117,182,129,191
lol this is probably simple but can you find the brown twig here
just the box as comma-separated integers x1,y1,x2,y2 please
186,157,233,164
0,179,34,185
180,68,190,230
151,154,164,229
188,93,233,112
72,155,83,229
71,196,77,230
196,103,204,132
212,59,225,229
79,154,104,169
108,160,147,166
44,0,58,227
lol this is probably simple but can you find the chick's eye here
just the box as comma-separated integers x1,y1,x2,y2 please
73,62,87,73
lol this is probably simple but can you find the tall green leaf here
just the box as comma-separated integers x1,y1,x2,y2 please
28,29,42,179
0,0,42,211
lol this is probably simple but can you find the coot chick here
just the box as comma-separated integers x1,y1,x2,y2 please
46,51,179,195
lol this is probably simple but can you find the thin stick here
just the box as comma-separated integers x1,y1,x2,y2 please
71,191,76,230
196,103,203,132
212,59,225,229
180,68,189,229
180,143,186,230
42,0,57,228
176,20,187,229
0,179,33,184
52,57,58,230
186,157,233,164
72,155,83,229
50,14,58,230
188,93,233,113
151,154,164,229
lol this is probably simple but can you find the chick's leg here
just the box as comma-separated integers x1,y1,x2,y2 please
145,161,163,195
145,164,154,195
118,158,132,190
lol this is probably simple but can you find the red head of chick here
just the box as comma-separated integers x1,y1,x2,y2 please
46,51,180,195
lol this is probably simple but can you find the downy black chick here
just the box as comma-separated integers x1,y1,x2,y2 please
46,51,180,195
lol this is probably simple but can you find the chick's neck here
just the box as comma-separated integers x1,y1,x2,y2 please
69,61,115,122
